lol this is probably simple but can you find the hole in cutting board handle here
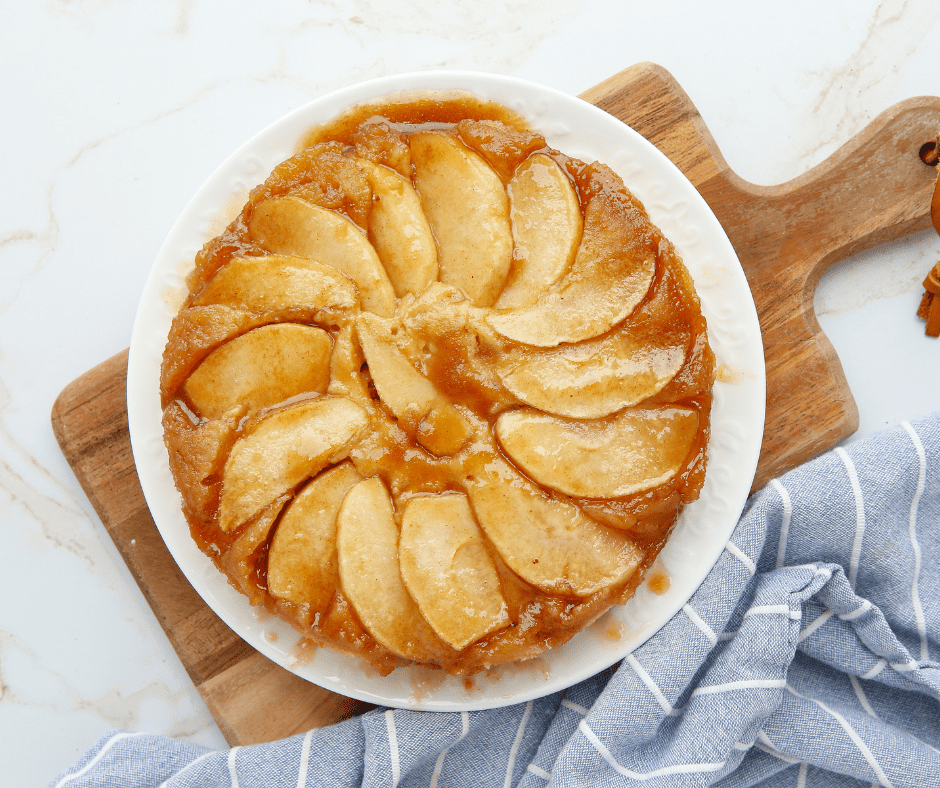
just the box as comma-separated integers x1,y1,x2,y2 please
920,140,939,166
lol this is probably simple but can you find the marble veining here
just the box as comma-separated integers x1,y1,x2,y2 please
791,0,940,178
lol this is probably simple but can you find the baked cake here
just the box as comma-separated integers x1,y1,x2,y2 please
160,92,715,676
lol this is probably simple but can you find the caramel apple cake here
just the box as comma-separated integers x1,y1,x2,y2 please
160,92,716,676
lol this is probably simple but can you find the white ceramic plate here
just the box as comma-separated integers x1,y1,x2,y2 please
127,71,765,712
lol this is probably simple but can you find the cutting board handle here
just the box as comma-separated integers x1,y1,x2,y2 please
720,95,940,294
583,63,940,485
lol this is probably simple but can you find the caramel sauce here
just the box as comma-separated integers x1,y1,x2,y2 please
299,93,531,151
408,665,450,703
161,91,716,676
603,620,624,641
716,364,751,384
647,572,671,595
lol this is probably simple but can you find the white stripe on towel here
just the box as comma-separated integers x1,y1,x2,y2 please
228,747,241,788
849,675,880,720
627,654,672,714
561,699,589,716
580,720,726,780
683,604,717,645
385,709,401,788
890,660,918,673
725,541,756,575
692,679,786,697
54,732,148,788
798,611,833,642
754,742,800,765
797,762,809,787
901,421,929,661
504,701,533,788
744,604,800,620
159,751,215,788
836,447,866,589
430,710,470,788
862,659,887,680
771,479,792,569
786,683,894,788
756,729,799,764
297,729,314,788
527,764,551,780
839,600,872,621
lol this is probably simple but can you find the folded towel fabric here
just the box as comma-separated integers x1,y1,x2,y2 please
51,413,940,788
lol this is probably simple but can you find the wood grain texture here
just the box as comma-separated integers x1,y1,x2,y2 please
51,63,940,745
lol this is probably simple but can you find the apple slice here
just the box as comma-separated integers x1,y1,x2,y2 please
336,477,447,660
464,454,644,597
410,132,512,306
162,401,244,523
247,196,396,317
161,305,269,405
326,324,372,408
486,186,657,346
399,494,509,650
357,159,438,297
192,254,358,316
218,396,368,532
495,154,583,309
267,461,363,611
494,267,691,418
183,324,332,419
495,406,700,499
497,323,688,419
357,314,437,419
222,497,287,605
357,313,473,456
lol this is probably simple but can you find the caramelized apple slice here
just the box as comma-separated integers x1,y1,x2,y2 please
326,324,372,408
336,477,447,660
218,397,368,532
357,314,437,417
267,461,363,610
161,306,269,405
495,267,691,418
222,498,287,605
410,132,512,306
486,187,657,346
496,406,699,498
357,159,438,297
464,454,644,597
183,324,332,419
496,154,583,308
357,313,472,456
162,401,244,523
399,494,509,650
192,254,358,316
247,197,396,316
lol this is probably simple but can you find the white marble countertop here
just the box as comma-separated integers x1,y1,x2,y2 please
3,2,939,785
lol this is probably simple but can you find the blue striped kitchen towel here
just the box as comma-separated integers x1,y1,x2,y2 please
52,412,940,788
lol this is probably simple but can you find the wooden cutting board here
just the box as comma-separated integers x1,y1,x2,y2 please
51,62,940,746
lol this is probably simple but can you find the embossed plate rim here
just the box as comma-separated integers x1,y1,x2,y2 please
128,70,766,712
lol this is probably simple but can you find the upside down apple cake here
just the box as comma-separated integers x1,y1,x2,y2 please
160,92,716,676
